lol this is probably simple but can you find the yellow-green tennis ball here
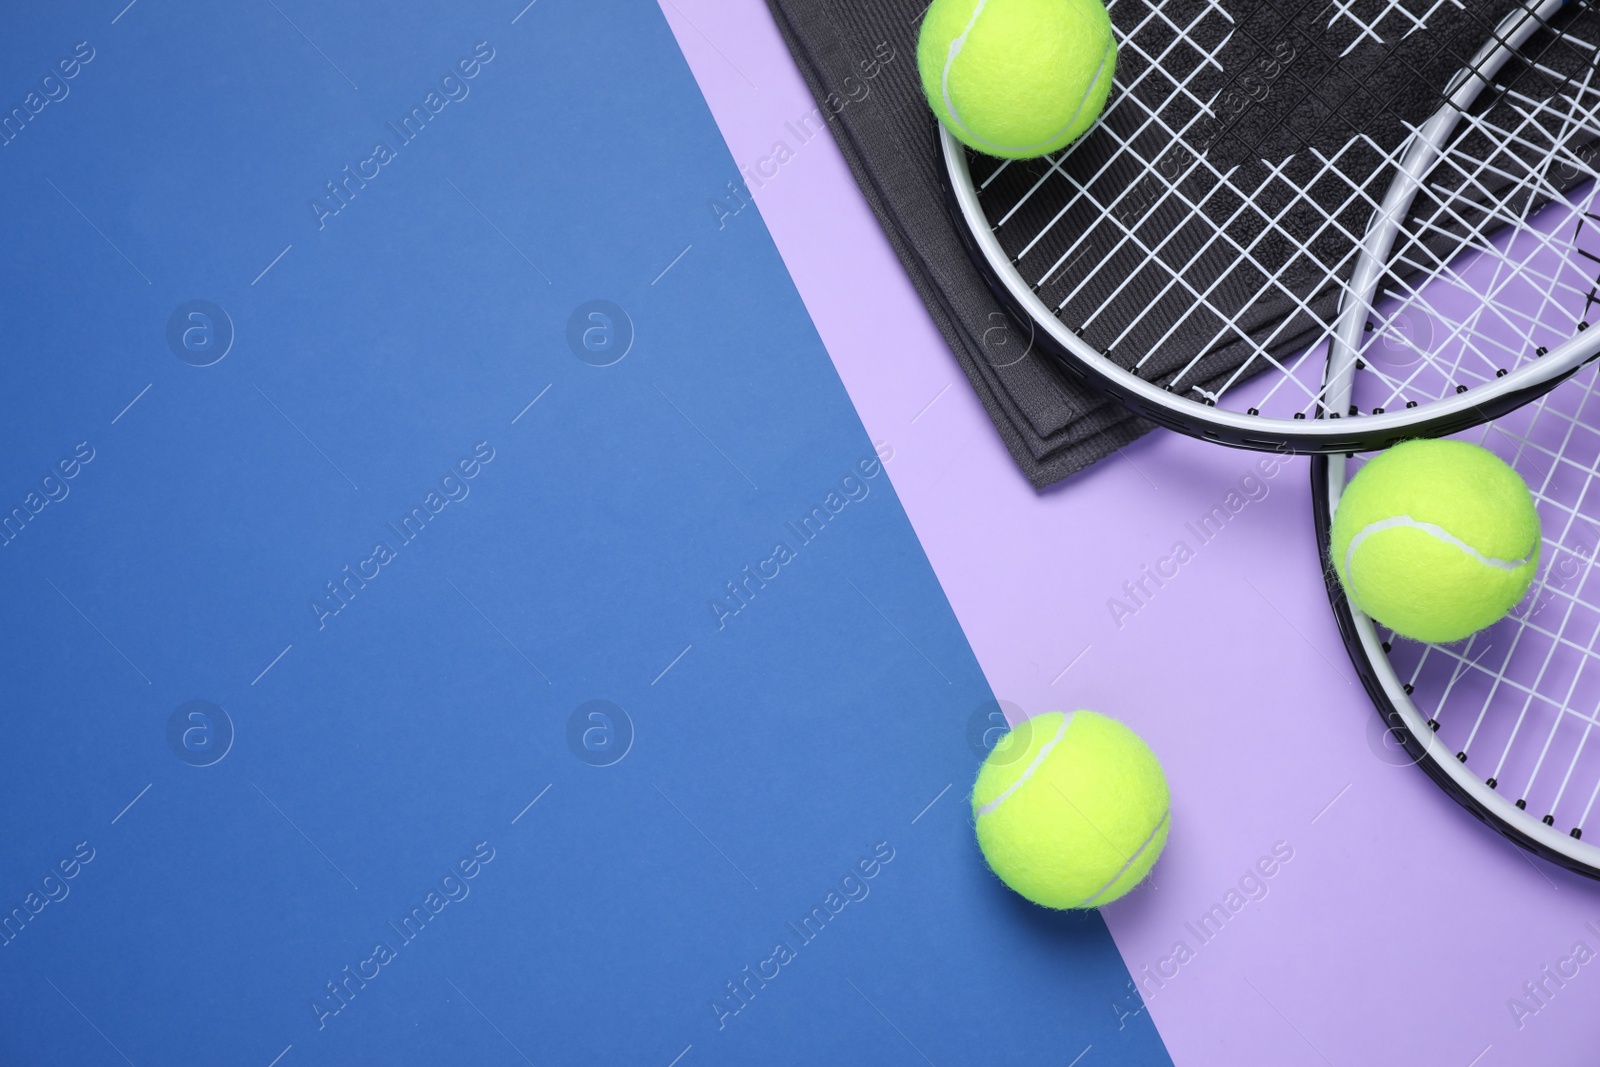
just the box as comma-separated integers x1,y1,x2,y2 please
972,710,1169,910
917,0,1117,160
1331,439,1541,644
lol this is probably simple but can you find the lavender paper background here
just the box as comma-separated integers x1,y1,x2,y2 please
661,2,1600,1063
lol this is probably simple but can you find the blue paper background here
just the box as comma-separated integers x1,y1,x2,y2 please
0,1,1172,1063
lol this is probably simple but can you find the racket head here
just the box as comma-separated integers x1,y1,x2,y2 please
1313,374,1600,879
941,0,1600,454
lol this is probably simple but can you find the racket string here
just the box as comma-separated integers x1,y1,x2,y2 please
971,0,1600,420
1314,7,1600,410
1371,60,1600,349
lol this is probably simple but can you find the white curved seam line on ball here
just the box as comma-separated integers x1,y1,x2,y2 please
940,3,1115,154
1082,808,1168,907
975,712,1074,817
1344,515,1534,580
1018,37,1116,152
940,0,992,149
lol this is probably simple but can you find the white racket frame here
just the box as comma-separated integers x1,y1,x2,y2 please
942,0,1600,453
1318,449,1600,876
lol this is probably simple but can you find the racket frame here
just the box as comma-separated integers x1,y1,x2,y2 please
939,0,1600,454
1312,450,1600,880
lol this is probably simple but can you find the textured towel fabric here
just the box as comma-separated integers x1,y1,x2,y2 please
766,0,1148,488
764,0,1600,487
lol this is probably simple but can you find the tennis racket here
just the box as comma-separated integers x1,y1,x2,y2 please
942,0,1600,453
1315,369,1600,878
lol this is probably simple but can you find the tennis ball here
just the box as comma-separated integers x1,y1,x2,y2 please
1331,439,1541,644
973,710,1169,909
917,0,1118,159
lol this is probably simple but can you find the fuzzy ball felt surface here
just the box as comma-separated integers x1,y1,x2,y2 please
1331,439,1541,644
917,0,1117,159
972,710,1169,909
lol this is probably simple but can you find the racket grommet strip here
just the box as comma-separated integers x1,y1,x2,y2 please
1517,799,1528,810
